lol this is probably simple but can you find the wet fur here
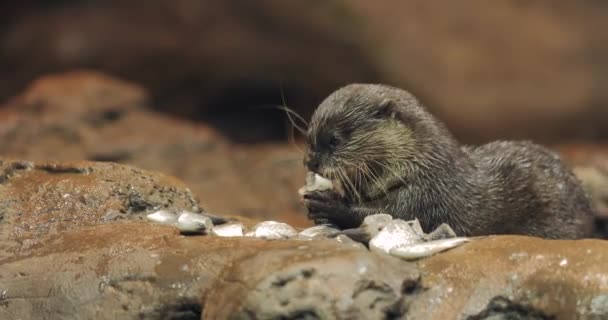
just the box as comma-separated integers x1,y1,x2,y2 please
304,84,594,239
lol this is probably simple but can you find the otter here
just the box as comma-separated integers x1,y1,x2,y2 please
302,84,594,239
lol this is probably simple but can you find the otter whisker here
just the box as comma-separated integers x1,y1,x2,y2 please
359,161,389,197
280,88,309,126
341,160,364,202
338,164,361,203
277,106,308,135
370,158,408,187
287,120,304,155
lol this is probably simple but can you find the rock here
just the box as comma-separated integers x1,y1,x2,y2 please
1,158,607,319
390,237,471,260
467,296,555,320
248,221,298,240
0,222,420,320
203,238,419,319
0,158,201,260
410,236,608,319
334,234,367,250
176,212,214,234
211,222,245,237
368,220,425,254
0,71,309,227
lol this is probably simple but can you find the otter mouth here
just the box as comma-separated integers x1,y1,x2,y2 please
319,165,370,202
324,163,406,203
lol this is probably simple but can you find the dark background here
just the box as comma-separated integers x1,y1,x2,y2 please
1,0,607,226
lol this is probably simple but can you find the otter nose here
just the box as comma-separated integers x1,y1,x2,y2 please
305,153,320,172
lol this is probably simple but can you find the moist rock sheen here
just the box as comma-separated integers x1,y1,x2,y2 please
1,159,607,319
305,84,595,239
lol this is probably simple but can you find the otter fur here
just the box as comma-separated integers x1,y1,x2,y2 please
303,84,594,239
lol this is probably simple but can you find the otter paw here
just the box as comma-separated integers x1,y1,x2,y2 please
304,191,360,228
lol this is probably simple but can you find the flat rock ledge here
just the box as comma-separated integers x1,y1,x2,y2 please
0,159,607,319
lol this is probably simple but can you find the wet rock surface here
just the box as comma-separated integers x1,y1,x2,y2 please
0,68,607,319
0,158,607,319
415,236,608,319
0,159,200,256
0,222,421,320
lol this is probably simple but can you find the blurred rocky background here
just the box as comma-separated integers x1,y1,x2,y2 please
1,0,607,227
3,2,608,319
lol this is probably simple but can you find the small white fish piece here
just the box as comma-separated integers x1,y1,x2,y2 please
249,221,298,240
298,172,334,196
361,214,394,237
211,222,245,237
424,223,457,241
389,237,471,260
369,219,425,254
299,225,339,239
176,211,214,234
146,210,178,225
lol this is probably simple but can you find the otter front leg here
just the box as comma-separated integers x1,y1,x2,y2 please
304,190,380,229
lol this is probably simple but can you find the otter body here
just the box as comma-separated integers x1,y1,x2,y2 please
303,84,594,239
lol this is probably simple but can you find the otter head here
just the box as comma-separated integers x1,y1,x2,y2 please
305,84,455,201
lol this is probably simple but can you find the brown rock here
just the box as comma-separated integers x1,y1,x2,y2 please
0,158,200,259
204,239,418,319
0,222,421,320
0,71,309,226
413,236,608,319
1,158,608,319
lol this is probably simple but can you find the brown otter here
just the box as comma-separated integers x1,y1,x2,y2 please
303,84,594,239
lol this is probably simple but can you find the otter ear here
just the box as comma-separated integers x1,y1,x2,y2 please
377,99,398,119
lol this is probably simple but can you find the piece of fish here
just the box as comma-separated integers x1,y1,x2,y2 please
248,221,298,240
211,222,245,237
298,172,334,196
389,237,471,260
369,219,425,254
176,211,214,234
299,225,340,239
146,210,178,225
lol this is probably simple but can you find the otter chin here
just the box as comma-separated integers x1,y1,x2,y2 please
303,83,595,239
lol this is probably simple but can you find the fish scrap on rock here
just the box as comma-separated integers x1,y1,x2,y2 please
246,221,298,240
146,210,215,235
211,222,245,237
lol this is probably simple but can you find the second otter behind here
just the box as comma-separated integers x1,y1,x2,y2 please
303,84,594,239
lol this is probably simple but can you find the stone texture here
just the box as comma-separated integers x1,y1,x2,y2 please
0,71,309,227
414,236,608,319
0,159,200,260
0,224,420,319
0,158,607,319
203,239,418,319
